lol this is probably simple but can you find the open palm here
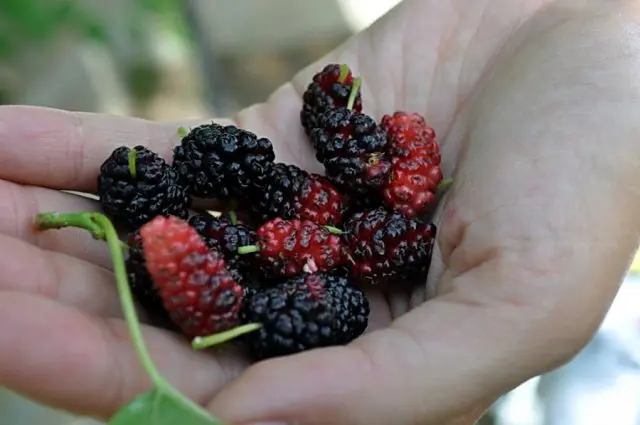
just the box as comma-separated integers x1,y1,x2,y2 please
2,1,640,424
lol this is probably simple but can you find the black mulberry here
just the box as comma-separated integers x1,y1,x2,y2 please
240,272,369,360
172,123,275,201
98,145,190,229
310,108,391,196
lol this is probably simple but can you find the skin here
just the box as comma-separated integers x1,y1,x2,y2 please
1,0,639,423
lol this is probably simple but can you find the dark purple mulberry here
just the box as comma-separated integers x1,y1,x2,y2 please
172,123,275,201
98,145,190,229
310,108,391,196
341,207,437,285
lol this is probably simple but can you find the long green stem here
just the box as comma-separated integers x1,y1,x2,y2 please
36,211,219,422
89,213,164,386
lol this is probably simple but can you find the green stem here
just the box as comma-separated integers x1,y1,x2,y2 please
127,149,137,179
337,64,349,83
35,213,163,385
191,323,262,350
324,225,343,235
227,210,238,226
438,177,454,190
177,126,188,138
89,213,164,387
346,77,361,111
238,245,260,255
34,212,105,240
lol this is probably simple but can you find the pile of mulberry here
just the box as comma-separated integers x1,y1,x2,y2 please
88,61,452,363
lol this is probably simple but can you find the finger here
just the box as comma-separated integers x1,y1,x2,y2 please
0,232,122,317
0,292,248,419
0,101,319,194
0,180,115,269
0,105,231,192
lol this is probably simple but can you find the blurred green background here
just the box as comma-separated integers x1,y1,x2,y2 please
0,0,399,121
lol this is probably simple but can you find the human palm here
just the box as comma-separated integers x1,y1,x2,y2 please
2,1,640,424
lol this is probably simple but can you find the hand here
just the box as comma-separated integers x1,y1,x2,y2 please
1,0,639,424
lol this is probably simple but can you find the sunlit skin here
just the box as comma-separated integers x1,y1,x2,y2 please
1,0,640,424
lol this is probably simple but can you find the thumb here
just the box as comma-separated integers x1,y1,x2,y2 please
205,291,556,425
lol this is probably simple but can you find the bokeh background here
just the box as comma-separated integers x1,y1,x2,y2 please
1,1,640,424
0,0,401,120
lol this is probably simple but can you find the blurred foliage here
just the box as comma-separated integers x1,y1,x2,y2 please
0,0,188,61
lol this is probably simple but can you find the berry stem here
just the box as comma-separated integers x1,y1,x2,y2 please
177,126,188,138
191,323,262,350
227,210,238,226
237,245,260,255
337,64,349,83
438,178,454,190
35,212,166,386
324,225,343,235
34,212,105,240
346,77,361,111
127,148,137,179
89,213,165,386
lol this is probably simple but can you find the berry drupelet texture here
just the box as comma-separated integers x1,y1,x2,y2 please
341,207,437,285
311,272,369,344
240,272,368,359
98,145,190,229
251,162,348,226
172,123,275,201
300,63,363,137
140,215,245,338
124,230,174,329
188,213,259,285
379,112,443,218
241,218,348,279
310,107,392,195
380,111,438,157
383,155,443,218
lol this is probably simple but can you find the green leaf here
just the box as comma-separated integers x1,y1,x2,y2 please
109,388,224,425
